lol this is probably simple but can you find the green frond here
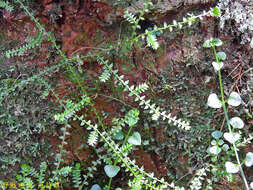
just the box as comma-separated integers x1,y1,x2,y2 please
129,83,148,97
0,0,13,11
146,33,159,50
99,64,113,82
124,10,137,24
72,163,82,188
54,95,90,123
5,28,44,58
37,162,47,184
55,166,72,177
88,130,99,147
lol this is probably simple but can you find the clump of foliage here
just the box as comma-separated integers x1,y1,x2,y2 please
0,0,252,189
204,38,253,189
0,63,59,178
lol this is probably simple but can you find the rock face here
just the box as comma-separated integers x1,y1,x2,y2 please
217,0,253,47
125,0,216,20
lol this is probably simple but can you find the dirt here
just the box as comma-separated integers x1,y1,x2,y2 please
0,0,252,189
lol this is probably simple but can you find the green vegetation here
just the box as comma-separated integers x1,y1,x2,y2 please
0,0,252,189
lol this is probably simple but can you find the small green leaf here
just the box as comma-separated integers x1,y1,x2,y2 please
209,146,221,154
225,162,239,173
228,92,242,107
212,131,223,139
211,140,217,145
211,7,221,17
126,109,139,126
229,117,244,129
211,156,217,162
104,165,120,178
91,184,102,190
245,152,253,167
212,61,224,71
224,132,240,144
218,139,224,146
222,144,229,151
212,38,223,47
207,93,222,108
113,130,124,140
128,132,141,145
217,52,226,60
203,39,212,48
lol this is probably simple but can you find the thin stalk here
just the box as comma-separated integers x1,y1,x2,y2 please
212,46,249,190
131,11,210,45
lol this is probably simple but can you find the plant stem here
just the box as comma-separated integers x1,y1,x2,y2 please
107,119,135,189
212,46,249,190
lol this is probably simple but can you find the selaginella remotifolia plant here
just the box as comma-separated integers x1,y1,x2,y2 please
203,37,253,189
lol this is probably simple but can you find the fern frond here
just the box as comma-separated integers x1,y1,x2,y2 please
88,129,99,147
124,10,137,24
23,177,35,190
37,162,47,185
146,33,159,49
5,28,44,58
99,64,113,82
54,95,90,123
72,163,82,188
54,166,72,177
19,164,39,178
99,58,191,130
0,0,13,11
129,83,148,97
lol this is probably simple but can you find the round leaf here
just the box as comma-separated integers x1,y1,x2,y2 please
127,117,138,127
222,144,229,151
212,131,223,139
229,117,244,129
91,184,101,190
211,140,217,145
217,52,226,60
207,93,222,108
228,92,242,107
211,7,221,17
211,156,217,162
113,130,124,140
245,152,253,167
212,61,224,71
224,132,240,144
104,165,120,178
203,39,212,48
225,162,239,173
212,38,223,47
218,139,224,146
128,132,141,145
209,146,221,155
